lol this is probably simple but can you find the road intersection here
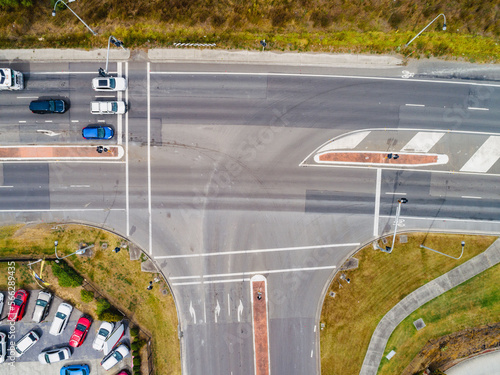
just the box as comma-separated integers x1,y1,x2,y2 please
1,53,500,374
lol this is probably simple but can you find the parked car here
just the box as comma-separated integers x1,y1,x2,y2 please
29,99,67,114
8,289,28,321
50,302,73,336
0,292,4,317
102,322,125,355
100,343,130,370
82,125,114,140
90,101,126,115
92,321,114,351
60,364,90,375
32,290,52,323
92,77,127,91
69,315,92,347
14,330,39,357
0,332,6,364
38,346,71,364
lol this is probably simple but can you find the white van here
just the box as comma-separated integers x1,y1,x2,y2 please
14,330,39,357
102,322,125,355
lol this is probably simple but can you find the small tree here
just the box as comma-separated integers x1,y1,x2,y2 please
80,289,94,303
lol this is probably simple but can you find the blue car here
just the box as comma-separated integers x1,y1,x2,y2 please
60,364,90,375
82,125,114,140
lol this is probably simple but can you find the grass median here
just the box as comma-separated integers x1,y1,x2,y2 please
0,223,181,375
320,233,497,375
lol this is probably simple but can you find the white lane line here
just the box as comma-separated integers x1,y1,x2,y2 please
228,294,231,316
0,208,125,212
125,62,129,237
401,132,445,153
379,215,500,224
154,242,359,259
97,119,106,123
30,72,116,75
0,186,14,188
317,131,371,153
385,192,407,195
311,350,314,358
172,281,202,286
460,136,500,173
44,120,53,123
468,107,489,111
18,121,26,123
314,325,316,333
94,95,115,98
151,71,500,88
170,275,201,280
203,301,207,323
373,168,381,237
405,104,425,107
461,195,482,199
147,62,152,255
205,278,251,284
71,120,79,123
16,96,38,99
70,185,90,188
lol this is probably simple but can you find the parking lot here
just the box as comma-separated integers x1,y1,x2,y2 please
0,291,132,375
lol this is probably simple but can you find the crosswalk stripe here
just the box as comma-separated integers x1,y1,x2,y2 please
317,131,371,152
460,136,500,173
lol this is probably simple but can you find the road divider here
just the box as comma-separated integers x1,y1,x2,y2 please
251,275,270,375
0,145,124,160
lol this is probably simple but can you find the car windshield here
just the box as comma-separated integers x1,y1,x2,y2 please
76,323,87,332
36,299,48,307
98,328,110,337
113,351,123,361
56,312,67,320
111,102,117,112
97,128,105,138
13,298,23,306
109,78,116,88
58,351,65,359
0,70,5,84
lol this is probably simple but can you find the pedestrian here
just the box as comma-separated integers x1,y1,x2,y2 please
387,153,393,159
393,154,399,160
147,281,153,290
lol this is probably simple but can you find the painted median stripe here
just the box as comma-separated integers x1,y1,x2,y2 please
460,136,500,173
401,132,445,153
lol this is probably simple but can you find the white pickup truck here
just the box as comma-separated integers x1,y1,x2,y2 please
0,68,24,90
90,101,126,115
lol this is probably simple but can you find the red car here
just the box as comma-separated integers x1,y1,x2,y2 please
8,289,29,321
69,315,92,347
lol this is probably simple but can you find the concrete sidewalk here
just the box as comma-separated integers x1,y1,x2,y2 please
359,239,500,375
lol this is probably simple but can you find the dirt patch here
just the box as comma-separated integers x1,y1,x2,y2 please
402,323,500,374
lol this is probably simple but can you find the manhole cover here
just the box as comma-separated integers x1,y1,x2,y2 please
400,235,408,244
162,289,169,295
101,242,108,249
329,292,336,298
413,318,426,330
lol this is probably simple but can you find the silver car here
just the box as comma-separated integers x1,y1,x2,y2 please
0,332,6,364
49,302,73,336
32,291,52,323
14,330,39,357
38,346,72,364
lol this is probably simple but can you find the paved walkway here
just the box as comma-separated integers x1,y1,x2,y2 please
359,239,500,375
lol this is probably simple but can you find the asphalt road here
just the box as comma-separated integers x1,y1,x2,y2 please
1,60,500,375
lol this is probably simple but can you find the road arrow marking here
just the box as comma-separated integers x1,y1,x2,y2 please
215,300,221,323
189,301,196,324
237,300,243,322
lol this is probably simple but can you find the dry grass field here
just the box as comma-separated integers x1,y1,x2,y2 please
0,0,498,61
320,233,497,375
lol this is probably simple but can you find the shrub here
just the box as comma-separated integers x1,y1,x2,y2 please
51,261,83,287
80,289,94,303
133,356,141,366
96,298,111,315
130,326,140,337
131,339,146,351
98,309,123,322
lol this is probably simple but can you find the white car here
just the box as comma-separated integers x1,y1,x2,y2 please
0,332,6,364
90,101,126,115
92,77,127,91
32,290,52,323
49,302,73,336
14,330,39,357
38,347,71,364
100,344,130,370
92,321,114,351
0,292,4,317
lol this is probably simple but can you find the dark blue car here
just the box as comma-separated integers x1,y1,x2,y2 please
82,125,114,140
60,364,90,375
29,99,66,114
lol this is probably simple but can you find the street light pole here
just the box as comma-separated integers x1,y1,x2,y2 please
104,35,126,75
420,241,465,260
383,198,408,254
52,0,97,36
405,13,446,47
55,242,94,261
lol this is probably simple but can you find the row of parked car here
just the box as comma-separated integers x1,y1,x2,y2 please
1,290,130,371
29,76,127,115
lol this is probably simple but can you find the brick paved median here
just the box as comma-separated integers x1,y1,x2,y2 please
251,275,270,375
0,145,123,159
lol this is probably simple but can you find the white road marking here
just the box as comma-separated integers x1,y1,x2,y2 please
94,95,115,98
71,120,79,123
314,325,316,333
70,185,90,188
0,208,125,212
204,301,207,323
189,301,196,324
460,136,500,173
468,107,489,111
204,278,250,284
155,242,360,259
147,62,152,255
125,62,130,237
379,215,500,224
44,120,53,123
31,72,116,75
16,96,38,99
172,281,202,286
228,294,231,316
0,186,13,188
311,350,314,358
215,300,221,323
18,121,26,123
316,131,370,153
237,300,243,322
461,195,482,199
401,132,445,152
97,119,106,123
385,192,407,195
152,71,500,88
405,104,425,107
373,168,381,237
